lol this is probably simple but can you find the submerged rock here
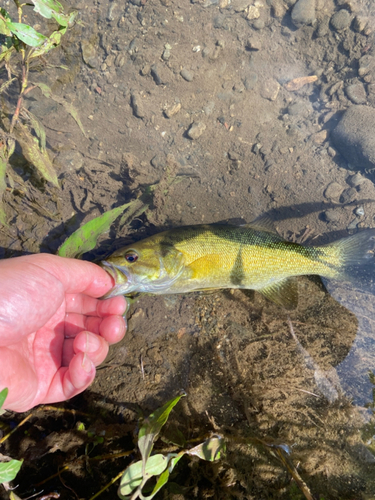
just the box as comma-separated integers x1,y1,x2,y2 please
332,105,375,170
291,0,316,28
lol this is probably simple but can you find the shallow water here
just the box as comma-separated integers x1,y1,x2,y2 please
2,0,375,498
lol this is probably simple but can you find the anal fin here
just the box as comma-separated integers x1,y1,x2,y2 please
259,278,298,309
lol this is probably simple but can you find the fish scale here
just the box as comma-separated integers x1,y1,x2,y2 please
101,221,375,309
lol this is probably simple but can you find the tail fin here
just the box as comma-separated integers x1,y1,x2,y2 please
323,228,375,289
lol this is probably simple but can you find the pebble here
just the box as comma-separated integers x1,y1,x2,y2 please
252,19,265,30
57,150,84,172
354,206,365,216
313,130,328,144
358,55,375,77
324,209,341,222
246,5,260,20
233,0,250,12
340,187,357,203
164,102,181,118
245,36,262,51
260,79,280,101
332,105,375,170
187,122,206,140
180,68,194,82
130,93,145,118
291,0,316,28
345,82,367,104
244,72,258,90
353,15,368,33
330,9,351,31
324,181,344,200
81,41,99,69
114,53,126,67
348,173,366,187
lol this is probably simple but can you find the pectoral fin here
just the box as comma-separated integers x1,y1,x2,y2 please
259,278,298,309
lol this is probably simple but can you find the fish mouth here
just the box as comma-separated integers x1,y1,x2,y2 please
101,261,133,298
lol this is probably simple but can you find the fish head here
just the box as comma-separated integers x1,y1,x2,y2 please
101,236,185,298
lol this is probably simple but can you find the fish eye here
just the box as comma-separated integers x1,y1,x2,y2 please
124,250,138,263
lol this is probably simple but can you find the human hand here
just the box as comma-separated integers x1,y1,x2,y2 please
0,254,127,412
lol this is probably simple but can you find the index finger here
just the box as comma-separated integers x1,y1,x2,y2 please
65,294,127,317
19,254,114,297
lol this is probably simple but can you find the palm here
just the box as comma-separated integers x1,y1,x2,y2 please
0,255,127,412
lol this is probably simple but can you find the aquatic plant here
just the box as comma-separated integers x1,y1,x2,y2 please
0,0,80,224
117,393,225,500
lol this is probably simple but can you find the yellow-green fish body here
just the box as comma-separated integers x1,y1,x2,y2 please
102,222,375,308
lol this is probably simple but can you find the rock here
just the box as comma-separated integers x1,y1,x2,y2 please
131,93,145,118
358,55,375,77
233,0,250,12
245,36,262,51
57,150,84,172
187,122,206,140
353,15,368,33
260,79,280,101
345,82,367,104
340,187,357,203
332,106,375,170
271,0,286,18
246,5,260,19
291,0,316,28
164,102,181,118
324,209,341,222
81,41,99,69
244,72,258,90
347,173,366,187
324,181,344,200
313,130,328,144
330,9,351,31
180,68,194,82
252,19,265,30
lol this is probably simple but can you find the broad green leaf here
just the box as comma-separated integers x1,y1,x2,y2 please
6,23,47,47
138,394,185,464
13,122,59,187
186,435,225,462
57,202,134,258
118,454,168,498
31,0,76,27
34,83,87,138
0,78,16,95
0,388,8,410
30,29,64,59
0,459,23,483
142,468,170,500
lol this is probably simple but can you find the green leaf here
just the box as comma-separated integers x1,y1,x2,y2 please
57,202,135,258
142,468,170,500
31,0,76,27
186,435,225,462
6,23,47,47
29,29,64,59
13,122,59,187
0,388,8,410
0,18,11,36
118,454,168,498
0,459,23,484
138,394,185,464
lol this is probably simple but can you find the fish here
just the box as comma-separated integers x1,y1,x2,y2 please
101,219,375,309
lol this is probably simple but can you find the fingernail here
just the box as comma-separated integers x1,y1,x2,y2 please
82,353,94,373
85,332,101,353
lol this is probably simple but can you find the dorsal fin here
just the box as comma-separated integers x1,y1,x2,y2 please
244,214,279,235
259,278,298,309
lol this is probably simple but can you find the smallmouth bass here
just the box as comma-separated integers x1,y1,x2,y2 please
101,220,375,309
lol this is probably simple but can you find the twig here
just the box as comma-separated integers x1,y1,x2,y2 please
0,412,32,444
